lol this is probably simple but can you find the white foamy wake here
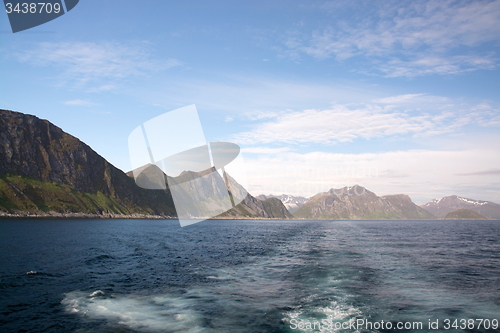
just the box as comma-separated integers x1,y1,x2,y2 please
283,294,364,333
62,290,211,332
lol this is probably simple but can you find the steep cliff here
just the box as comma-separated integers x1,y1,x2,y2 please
0,109,176,216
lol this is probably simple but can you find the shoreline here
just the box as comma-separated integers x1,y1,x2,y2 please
0,211,174,219
1,212,495,221
0,211,292,220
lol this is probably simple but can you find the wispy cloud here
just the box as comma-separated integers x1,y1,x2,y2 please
63,99,98,106
475,104,500,126
241,147,291,154
231,103,480,145
373,94,425,104
380,55,497,78
244,110,282,120
379,169,411,178
285,0,500,77
18,41,182,85
456,168,500,176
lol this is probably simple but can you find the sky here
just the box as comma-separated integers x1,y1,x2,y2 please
1,0,500,204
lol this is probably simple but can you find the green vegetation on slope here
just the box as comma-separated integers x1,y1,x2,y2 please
444,209,487,219
261,198,294,219
0,174,131,214
0,109,179,217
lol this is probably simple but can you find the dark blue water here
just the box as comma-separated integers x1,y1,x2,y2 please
1,219,499,333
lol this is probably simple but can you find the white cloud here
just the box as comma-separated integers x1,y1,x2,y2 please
379,169,410,178
241,147,291,154
381,55,497,78
63,99,97,106
285,0,500,77
457,168,500,176
224,116,234,122
231,104,478,145
244,110,281,120
373,94,425,104
18,41,182,85
475,104,500,126
242,148,500,204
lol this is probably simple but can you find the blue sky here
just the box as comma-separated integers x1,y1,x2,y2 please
1,0,500,203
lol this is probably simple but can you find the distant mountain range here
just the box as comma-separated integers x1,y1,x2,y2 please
256,194,308,213
419,195,500,219
126,164,293,220
293,185,435,219
0,109,290,219
1,109,498,221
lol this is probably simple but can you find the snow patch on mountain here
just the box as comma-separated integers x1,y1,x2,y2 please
457,196,487,205
420,195,500,219
257,194,309,213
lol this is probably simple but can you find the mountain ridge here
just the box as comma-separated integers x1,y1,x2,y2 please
256,194,309,213
420,195,500,219
126,163,293,219
293,185,435,219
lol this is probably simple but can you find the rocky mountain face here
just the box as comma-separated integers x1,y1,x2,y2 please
420,195,500,219
127,164,293,219
218,194,293,219
293,185,435,219
0,109,177,216
217,172,293,218
444,209,487,220
256,194,308,213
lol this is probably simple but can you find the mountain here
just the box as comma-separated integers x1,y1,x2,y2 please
0,109,177,217
293,185,435,219
444,209,487,220
420,195,500,219
0,109,290,219
220,172,292,218
256,194,308,213
217,194,293,219
127,164,293,219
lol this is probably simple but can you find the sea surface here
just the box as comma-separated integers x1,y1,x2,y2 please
1,219,499,333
